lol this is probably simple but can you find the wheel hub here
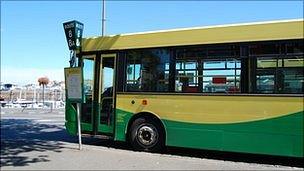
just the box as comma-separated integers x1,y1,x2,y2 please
137,125,158,146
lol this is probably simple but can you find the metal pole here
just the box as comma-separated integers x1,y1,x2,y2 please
37,89,40,102
42,85,45,108
24,89,27,100
74,48,82,150
33,88,36,103
19,89,22,100
77,103,82,150
102,0,106,36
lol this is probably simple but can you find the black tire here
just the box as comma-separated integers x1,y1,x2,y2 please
129,117,164,152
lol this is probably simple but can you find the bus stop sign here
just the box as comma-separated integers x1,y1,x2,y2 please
63,20,84,50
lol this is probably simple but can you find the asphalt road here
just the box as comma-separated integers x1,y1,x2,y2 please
0,108,303,170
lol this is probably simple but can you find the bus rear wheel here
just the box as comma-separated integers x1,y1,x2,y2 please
129,117,164,152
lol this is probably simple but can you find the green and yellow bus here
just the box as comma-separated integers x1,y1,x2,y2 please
65,19,304,157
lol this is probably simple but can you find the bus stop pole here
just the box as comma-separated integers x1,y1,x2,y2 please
77,102,82,150
72,50,82,151
63,21,84,151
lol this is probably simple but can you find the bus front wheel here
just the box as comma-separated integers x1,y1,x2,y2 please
129,117,164,152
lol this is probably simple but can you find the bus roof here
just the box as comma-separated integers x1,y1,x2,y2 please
82,19,304,52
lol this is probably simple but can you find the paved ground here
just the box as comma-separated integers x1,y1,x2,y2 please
0,108,303,170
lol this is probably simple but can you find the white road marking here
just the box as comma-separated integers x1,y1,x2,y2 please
36,119,53,122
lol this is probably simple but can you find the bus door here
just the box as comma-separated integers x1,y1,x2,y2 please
98,54,116,134
81,55,95,133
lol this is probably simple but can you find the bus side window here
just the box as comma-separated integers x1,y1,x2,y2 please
255,56,304,94
126,49,170,92
202,59,241,93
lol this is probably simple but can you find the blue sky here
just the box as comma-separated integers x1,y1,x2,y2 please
1,1,303,85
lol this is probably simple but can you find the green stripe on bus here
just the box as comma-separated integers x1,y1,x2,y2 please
115,109,303,157
114,109,133,141
163,111,303,157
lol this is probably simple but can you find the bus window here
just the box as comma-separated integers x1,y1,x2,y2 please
255,56,304,94
202,59,241,93
83,59,94,96
175,61,199,92
256,71,275,94
280,69,303,93
125,49,170,92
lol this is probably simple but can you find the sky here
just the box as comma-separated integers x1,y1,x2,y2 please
1,1,303,85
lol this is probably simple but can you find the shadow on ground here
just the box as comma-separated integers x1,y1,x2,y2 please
165,146,304,168
0,119,77,167
88,138,304,168
1,118,302,168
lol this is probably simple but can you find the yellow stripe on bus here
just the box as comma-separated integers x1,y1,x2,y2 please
116,94,303,124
